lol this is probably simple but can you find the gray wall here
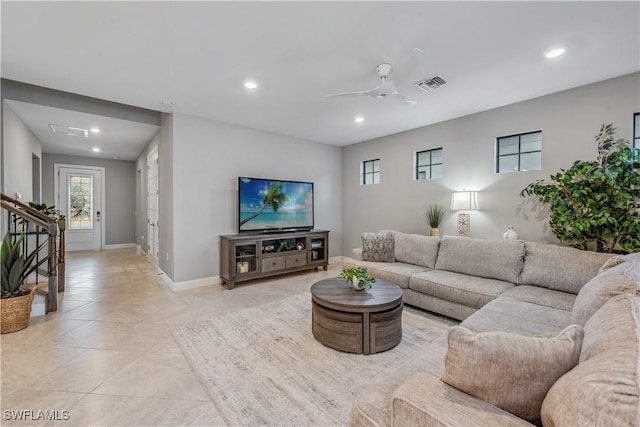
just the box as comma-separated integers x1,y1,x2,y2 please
42,153,137,246
170,113,342,283
158,113,174,278
341,72,640,253
2,100,42,202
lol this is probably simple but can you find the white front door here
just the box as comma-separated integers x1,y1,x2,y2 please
57,166,103,252
147,148,159,261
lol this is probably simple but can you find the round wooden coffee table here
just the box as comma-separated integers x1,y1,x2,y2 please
310,278,403,355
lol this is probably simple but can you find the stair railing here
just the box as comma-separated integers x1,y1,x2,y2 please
1,194,66,313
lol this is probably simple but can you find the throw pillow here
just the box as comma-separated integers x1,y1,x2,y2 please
361,232,395,262
441,324,584,423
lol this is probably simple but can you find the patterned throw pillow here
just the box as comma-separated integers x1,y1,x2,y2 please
361,232,395,262
441,324,583,423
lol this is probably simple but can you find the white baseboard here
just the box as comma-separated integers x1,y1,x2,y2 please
157,268,221,292
103,243,137,250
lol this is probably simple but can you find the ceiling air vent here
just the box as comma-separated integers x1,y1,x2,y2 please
414,75,447,92
49,124,88,137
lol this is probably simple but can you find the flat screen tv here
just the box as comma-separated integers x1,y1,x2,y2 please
238,177,314,233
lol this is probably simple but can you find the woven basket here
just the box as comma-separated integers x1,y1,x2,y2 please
1,287,36,334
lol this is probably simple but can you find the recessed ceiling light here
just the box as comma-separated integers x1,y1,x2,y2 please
354,116,365,123
161,100,174,108
92,147,101,152
244,81,258,89
90,128,100,133
544,47,566,59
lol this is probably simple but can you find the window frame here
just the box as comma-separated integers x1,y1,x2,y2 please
496,130,542,173
361,158,381,185
634,112,639,149
415,147,443,180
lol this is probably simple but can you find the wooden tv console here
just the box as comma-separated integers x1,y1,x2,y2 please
219,230,329,289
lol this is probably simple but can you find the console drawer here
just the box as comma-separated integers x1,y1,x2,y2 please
261,256,285,273
286,253,307,268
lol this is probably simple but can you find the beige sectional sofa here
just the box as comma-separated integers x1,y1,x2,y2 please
343,232,639,426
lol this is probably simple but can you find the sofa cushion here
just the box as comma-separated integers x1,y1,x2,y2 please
519,242,612,294
434,236,525,284
442,325,583,423
361,232,395,262
461,297,572,336
392,373,535,427
570,253,639,326
342,258,428,289
541,294,640,427
499,285,575,311
392,231,440,269
409,270,514,309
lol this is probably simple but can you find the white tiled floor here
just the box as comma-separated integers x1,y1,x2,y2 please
1,248,343,426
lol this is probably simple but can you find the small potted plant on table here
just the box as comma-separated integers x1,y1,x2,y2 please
425,204,447,237
339,267,376,291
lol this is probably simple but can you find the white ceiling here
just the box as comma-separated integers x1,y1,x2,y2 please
5,100,160,161
2,1,639,157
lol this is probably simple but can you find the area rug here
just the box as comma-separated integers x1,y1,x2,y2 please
172,292,453,426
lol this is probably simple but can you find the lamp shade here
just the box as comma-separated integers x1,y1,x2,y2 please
450,191,478,211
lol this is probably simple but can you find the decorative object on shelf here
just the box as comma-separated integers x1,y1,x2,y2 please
1,232,46,333
277,240,295,252
425,204,447,237
311,240,323,249
236,261,250,274
521,124,640,253
503,226,519,240
262,244,275,253
296,242,305,251
339,267,376,291
311,250,318,260
450,190,478,238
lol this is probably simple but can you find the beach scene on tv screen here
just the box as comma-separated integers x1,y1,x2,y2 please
239,178,313,230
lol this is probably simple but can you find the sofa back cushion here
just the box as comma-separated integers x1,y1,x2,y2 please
519,242,612,294
571,253,639,325
434,236,525,283
541,294,640,427
393,231,440,269
442,324,583,423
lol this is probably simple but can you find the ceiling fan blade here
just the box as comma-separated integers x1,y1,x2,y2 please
390,48,424,87
395,92,418,105
323,91,370,98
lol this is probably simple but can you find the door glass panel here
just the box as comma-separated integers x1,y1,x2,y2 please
68,174,93,229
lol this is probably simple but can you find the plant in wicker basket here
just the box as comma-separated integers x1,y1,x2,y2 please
1,232,47,333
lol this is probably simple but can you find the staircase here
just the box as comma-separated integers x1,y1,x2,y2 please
1,194,66,313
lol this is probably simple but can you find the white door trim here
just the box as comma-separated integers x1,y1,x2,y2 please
54,163,107,250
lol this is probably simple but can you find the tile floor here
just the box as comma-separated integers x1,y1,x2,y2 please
1,248,345,426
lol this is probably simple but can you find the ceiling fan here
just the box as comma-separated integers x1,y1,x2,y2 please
324,48,425,105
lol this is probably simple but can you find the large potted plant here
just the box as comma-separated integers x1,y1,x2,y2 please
1,232,46,333
521,124,640,253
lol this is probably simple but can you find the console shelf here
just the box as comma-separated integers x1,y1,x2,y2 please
220,230,329,289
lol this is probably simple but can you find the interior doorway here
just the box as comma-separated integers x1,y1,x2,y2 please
147,147,159,262
55,164,105,252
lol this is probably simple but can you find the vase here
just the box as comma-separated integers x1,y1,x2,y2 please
352,276,365,291
1,287,36,334
503,226,519,240
429,228,439,237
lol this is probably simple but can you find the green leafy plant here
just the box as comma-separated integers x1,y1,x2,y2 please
521,124,640,253
28,202,58,216
276,240,295,252
339,267,376,290
1,233,48,298
425,204,447,228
